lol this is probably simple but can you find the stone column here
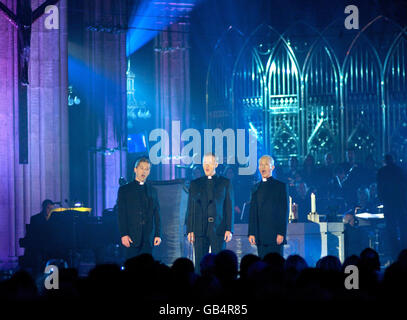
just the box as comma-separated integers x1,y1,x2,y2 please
84,0,127,215
0,0,69,267
154,19,191,180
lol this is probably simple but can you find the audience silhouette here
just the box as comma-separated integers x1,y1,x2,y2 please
3,247,406,305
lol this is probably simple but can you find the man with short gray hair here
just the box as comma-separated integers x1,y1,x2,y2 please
185,153,234,272
248,155,288,258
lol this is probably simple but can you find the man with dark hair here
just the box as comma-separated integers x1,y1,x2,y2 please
117,157,161,259
186,153,234,273
133,157,151,170
25,199,54,230
248,155,288,258
20,199,55,272
377,154,407,260
40,199,55,220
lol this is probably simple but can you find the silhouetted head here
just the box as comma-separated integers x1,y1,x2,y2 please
360,248,380,272
172,257,194,275
240,254,261,280
214,250,238,283
284,255,308,273
124,253,155,275
263,252,285,270
342,255,360,272
316,256,342,272
6,270,38,301
171,257,196,292
383,260,407,295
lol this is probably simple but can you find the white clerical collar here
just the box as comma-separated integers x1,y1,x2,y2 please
207,175,213,180
262,178,267,182
136,180,144,185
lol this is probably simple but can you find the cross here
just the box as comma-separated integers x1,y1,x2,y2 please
0,0,60,163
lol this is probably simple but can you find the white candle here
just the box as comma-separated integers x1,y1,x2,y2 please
289,196,293,215
311,192,316,213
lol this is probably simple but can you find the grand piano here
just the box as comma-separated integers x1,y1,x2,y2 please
19,206,122,272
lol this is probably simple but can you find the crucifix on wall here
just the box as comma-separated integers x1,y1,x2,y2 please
0,0,60,163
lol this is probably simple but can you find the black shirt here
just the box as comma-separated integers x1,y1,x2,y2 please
134,182,149,215
256,179,269,201
206,177,216,218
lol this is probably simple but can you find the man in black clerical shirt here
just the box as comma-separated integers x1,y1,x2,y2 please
186,153,234,272
248,155,288,258
117,157,161,259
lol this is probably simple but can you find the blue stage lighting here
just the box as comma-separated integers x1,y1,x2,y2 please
249,122,258,138
126,0,198,56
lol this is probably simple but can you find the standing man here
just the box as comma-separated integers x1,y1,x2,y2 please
117,157,161,260
248,155,288,258
377,154,407,260
186,153,234,272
